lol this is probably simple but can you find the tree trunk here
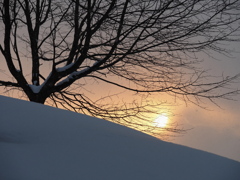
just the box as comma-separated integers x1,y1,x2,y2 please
27,92,47,104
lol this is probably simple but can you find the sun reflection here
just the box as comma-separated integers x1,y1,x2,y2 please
153,114,169,128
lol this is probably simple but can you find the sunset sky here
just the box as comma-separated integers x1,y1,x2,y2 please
171,41,240,161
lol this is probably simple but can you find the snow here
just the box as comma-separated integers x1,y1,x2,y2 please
28,72,52,93
56,63,74,72
56,67,90,87
0,95,239,180
29,84,43,93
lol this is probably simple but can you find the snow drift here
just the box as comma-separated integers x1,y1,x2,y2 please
0,95,239,180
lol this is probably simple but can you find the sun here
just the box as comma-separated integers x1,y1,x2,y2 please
153,114,169,128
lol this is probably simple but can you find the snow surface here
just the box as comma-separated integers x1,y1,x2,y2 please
0,95,239,180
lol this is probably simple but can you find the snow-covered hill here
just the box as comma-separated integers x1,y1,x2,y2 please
0,95,239,180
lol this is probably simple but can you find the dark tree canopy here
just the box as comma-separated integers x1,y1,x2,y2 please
0,0,240,135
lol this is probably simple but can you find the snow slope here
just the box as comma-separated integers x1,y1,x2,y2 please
0,95,239,180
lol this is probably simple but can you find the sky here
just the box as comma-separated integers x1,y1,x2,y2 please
1,95,240,180
170,41,240,161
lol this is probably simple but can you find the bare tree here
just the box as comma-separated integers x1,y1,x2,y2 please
0,0,240,135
